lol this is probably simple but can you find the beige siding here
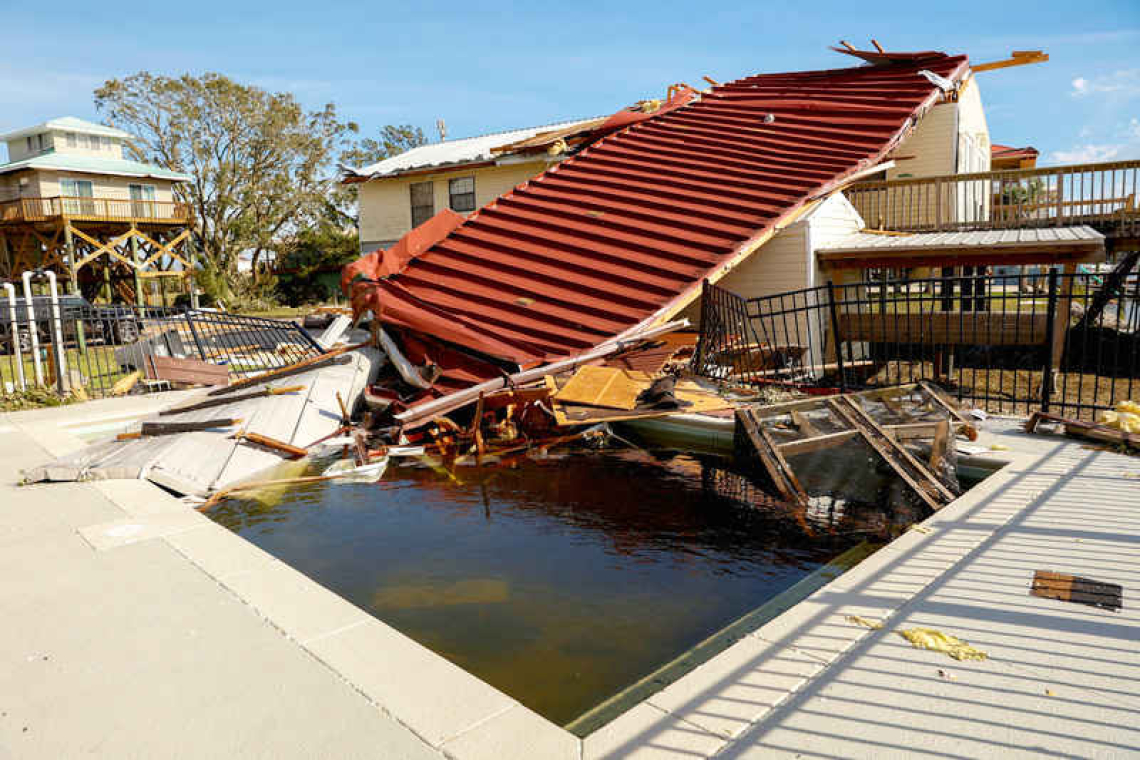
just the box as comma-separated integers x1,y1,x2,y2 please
34,170,177,202
956,76,991,172
683,193,862,331
358,160,551,250
49,132,126,159
886,102,956,180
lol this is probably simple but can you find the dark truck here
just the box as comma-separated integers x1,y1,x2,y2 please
0,294,143,352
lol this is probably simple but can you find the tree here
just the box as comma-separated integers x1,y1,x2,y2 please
274,224,360,305
94,72,357,300
333,124,427,222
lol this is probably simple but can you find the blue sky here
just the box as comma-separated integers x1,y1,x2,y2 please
2,0,1138,166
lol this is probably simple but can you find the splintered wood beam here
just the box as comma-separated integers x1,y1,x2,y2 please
208,342,367,396
973,51,1048,73
736,407,809,506
233,430,309,458
790,410,821,438
928,419,951,472
918,381,978,441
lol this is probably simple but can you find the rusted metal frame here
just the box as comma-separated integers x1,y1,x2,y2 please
827,395,955,510
735,406,809,507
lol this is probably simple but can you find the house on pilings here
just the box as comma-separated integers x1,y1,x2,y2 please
0,117,195,305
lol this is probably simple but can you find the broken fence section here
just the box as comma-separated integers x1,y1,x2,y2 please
2,302,323,400
694,261,1140,421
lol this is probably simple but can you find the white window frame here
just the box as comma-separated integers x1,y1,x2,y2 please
448,176,476,213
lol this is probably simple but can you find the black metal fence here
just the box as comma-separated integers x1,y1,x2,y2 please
693,261,1140,421
2,297,322,400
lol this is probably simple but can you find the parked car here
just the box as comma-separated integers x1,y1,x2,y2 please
0,294,143,352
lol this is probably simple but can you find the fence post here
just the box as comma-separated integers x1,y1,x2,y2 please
826,281,847,393
183,308,207,360
1041,268,1059,412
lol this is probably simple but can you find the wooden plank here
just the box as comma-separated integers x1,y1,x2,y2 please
554,365,652,411
837,312,1049,346
234,431,309,458
147,355,230,387
827,395,955,510
735,407,809,506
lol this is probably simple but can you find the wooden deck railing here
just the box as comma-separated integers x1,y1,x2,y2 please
0,196,192,224
846,159,1140,237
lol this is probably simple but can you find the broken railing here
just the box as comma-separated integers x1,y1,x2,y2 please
693,259,1140,420
1,300,322,401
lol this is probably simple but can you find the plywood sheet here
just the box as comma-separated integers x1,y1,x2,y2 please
553,365,654,411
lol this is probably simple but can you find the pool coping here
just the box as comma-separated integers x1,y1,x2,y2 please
6,396,1073,759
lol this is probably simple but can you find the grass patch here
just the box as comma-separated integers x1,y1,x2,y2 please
1,345,130,395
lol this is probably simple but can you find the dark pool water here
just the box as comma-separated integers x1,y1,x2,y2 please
210,449,888,726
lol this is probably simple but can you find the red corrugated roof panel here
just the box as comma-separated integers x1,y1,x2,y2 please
345,51,970,368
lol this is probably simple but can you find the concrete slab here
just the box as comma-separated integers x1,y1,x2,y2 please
219,553,371,644
77,510,211,551
0,404,443,760
441,704,579,760
306,618,518,747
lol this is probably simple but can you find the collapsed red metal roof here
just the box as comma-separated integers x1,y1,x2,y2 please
345,49,970,369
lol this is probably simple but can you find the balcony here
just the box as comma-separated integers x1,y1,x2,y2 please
845,159,1140,242
0,196,192,226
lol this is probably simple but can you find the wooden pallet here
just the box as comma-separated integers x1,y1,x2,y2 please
826,395,956,511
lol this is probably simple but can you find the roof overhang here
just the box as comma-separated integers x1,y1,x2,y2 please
817,226,1105,270
0,159,190,182
0,119,133,142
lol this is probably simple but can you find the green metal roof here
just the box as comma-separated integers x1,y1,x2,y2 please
0,151,191,182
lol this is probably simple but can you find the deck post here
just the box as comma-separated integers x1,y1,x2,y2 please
186,232,200,310
0,232,11,279
62,221,86,353
1041,268,1059,411
129,227,144,307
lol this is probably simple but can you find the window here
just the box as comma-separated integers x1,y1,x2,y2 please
66,132,77,148
449,176,476,213
410,181,434,227
129,184,156,217
26,136,34,152
60,178,95,214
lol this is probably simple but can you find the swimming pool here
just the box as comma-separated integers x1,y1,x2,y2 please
209,447,941,730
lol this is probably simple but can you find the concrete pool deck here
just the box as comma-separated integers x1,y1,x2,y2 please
1,394,1138,758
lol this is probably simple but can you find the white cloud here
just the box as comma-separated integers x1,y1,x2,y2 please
1050,120,1140,164
1070,69,1140,98
1050,144,1121,163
